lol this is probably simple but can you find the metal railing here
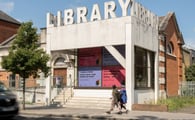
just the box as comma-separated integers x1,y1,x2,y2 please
51,85,74,105
180,81,195,97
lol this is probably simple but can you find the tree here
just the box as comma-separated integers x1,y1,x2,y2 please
1,21,50,110
185,64,195,81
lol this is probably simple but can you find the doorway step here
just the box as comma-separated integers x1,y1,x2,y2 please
63,96,111,110
51,87,73,106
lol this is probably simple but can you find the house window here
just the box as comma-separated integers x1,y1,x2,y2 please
135,47,154,89
167,42,174,54
9,74,16,88
54,57,66,66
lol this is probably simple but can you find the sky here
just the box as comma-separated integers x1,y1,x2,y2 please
0,0,195,48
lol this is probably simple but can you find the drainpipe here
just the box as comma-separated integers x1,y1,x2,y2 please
74,49,77,88
163,34,168,98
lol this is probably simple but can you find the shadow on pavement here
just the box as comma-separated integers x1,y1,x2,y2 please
23,104,63,110
16,115,118,120
17,113,168,120
136,115,165,120
16,114,168,120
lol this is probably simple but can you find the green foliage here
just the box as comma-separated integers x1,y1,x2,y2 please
1,21,50,110
185,64,195,81
157,96,195,111
1,21,50,78
181,84,195,97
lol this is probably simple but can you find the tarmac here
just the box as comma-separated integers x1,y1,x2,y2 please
19,104,195,120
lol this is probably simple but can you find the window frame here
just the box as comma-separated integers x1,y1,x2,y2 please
134,46,155,89
9,74,16,88
167,42,174,55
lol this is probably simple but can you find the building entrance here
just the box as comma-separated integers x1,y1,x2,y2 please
53,68,67,88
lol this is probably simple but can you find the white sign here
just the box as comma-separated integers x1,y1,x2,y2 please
47,0,158,29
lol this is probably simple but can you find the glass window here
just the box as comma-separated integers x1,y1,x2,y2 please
135,47,154,89
167,42,174,54
9,74,16,88
54,57,66,66
0,82,9,92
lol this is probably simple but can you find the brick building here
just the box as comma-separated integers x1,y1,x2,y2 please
0,10,20,43
0,10,39,88
0,10,47,89
159,12,184,97
0,10,20,88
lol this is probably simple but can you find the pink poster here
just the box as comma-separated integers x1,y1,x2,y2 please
102,66,125,87
78,48,102,66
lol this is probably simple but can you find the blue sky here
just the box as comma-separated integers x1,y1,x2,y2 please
0,0,195,48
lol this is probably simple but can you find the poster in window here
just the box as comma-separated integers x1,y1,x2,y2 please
102,66,125,87
78,67,101,87
78,48,102,66
103,45,125,66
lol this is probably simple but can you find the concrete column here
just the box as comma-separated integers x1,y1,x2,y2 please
45,76,51,106
45,32,52,106
155,49,159,102
125,21,134,110
147,52,151,87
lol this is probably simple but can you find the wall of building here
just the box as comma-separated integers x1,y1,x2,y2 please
0,20,19,43
45,1,160,109
191,49,195,64
166,55,178,96
182,49,191,81
130,15,159,104
0,20,20,88
158,36,166,98
0,20,42,89
165,15,183,96
47,17,130,50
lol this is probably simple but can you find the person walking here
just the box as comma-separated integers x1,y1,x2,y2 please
106,85,121,114
119,85,128,113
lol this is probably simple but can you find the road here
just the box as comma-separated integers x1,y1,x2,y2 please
16,104,195,120
12,114,96,120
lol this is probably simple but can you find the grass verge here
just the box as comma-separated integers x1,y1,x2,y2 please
157,96,195,112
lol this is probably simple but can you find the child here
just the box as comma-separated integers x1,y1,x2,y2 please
119,85,128,113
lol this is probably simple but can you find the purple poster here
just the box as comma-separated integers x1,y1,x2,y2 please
78,67,101,87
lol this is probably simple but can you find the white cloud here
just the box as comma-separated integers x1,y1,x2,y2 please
0,2,14,13
184,38,195,49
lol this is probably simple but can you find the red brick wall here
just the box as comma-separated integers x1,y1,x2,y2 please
0,18,38,89
0,19,21,88
0,20,20,43
166,55,178,96
0,71,20,88
25,76,37,88
0,71,37,88
159,38,166,92
165,15,183,96
0,71,10,87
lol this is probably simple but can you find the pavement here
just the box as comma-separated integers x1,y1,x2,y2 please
19,104,195,120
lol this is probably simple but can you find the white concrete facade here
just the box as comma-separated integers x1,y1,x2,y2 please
45,0,159,110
